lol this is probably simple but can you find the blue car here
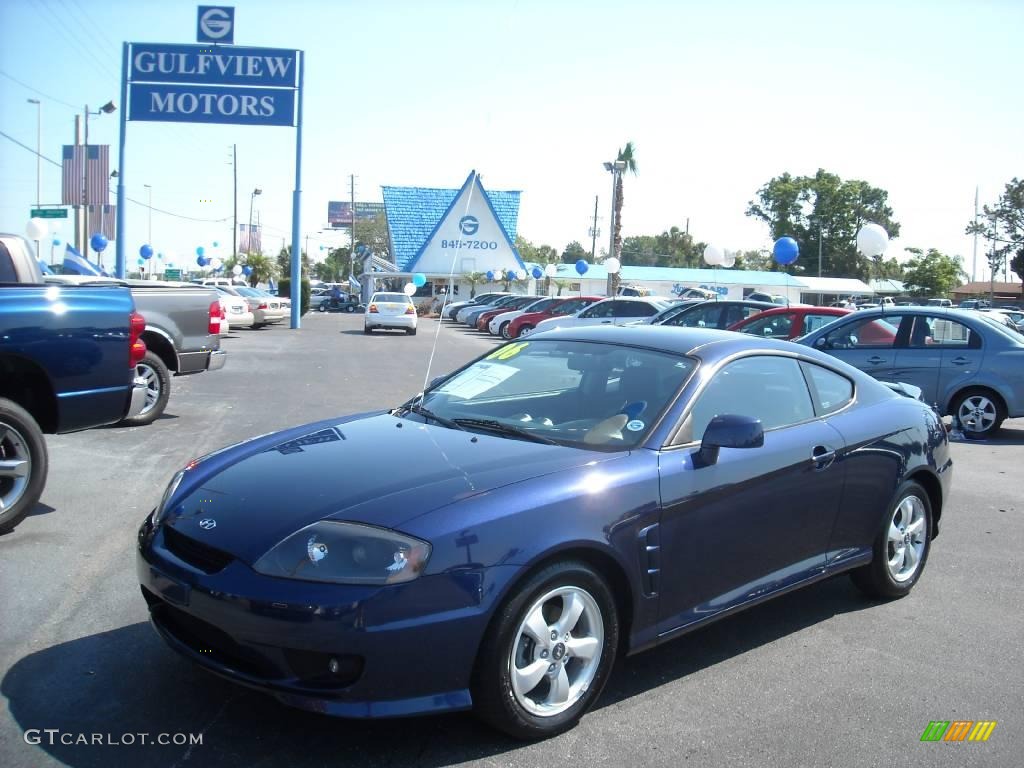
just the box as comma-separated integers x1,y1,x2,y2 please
138,326,952,739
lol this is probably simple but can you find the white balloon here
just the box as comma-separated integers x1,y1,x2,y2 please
605,257,621,274
856,223,889,258
26,217,47,240
544,263,558,278
703,244,723,266
721,252,736,268
232,264,243,275
210,257,223,270
403,282,417,296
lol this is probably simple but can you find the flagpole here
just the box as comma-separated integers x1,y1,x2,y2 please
115,43,129,278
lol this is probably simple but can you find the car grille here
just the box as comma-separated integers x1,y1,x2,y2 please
144,590,279,679
163,526,234,574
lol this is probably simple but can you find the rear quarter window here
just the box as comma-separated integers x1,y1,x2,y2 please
0,242,16,282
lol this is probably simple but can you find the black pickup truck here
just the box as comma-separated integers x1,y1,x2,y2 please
1,234,148,532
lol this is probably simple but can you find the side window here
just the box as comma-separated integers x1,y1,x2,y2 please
0,242,17,282
908,315,977,348
584,301,617,319
672,305,723,328
803,313,840,334
740,313,794,337
688,356,815,442
802,363,854,415
823,315,902,349
616,302,657,318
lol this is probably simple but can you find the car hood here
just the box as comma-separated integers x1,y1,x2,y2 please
164,413,616,564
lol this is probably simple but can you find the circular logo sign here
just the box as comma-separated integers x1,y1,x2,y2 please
626,419,645,432
200,8,233,40
458,216,479,236
198,518,217,530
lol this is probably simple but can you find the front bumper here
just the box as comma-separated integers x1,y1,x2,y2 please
137,519,509,718
124,376,149,420
365,314,416,330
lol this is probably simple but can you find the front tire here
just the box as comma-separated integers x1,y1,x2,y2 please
473,561,618,740
951,388,1005,438
121,351,171,426
0,398,48,533
363,326,373,334
851,480,932,599
500,322,512,339
345,306,355,313
518,324,534,337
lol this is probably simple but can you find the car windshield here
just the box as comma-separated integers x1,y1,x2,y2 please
416,340,695,449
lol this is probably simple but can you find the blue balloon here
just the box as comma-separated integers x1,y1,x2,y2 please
485,270,494,281
137,257,144,265
412,272,427,287
243,265,253,276
507,270,518,281
140,244,154,259
196,246,205,257
52,238,61,247
197,255,207,266
90,233,108,252
532,266,543,279
773,237,799,266
212,241,219,248
575,259,589,276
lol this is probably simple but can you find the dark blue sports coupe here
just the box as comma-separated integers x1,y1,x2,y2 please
137,326,952,739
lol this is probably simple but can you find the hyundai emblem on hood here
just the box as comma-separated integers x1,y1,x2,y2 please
199,519,217,530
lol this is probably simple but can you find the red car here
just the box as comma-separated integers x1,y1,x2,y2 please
473,296,546,332
727,305,853,340
506,295,605,339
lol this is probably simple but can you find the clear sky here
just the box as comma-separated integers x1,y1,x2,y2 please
1,0,1021,282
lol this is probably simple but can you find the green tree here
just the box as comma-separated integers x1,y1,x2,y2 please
354,214,393,263
653,226,705,267
967,178,1024,294
464,271,486,298
552,279,569,296
620,235,658,266
901,248,966,298
313,247,351,283
746,169,900,279
276,245,311,280
611,141,638,293
243,253,276,288
515,235,538,265
561,241,587,264
734,249,773,271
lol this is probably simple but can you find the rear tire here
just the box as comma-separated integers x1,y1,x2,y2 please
0,398,48,533
120,351,171,426
473,561,618,740
363,327,372,335
345,306,355,313
850,480,932,599
950,388,1005,438
500,322,512,339
406,328,417,336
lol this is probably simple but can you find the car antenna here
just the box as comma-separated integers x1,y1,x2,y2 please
418,171,479,402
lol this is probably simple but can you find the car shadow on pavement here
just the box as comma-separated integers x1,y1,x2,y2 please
0,503,56,537
3,576,874,767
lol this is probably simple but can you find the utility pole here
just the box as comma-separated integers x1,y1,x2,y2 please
28,99,41,258
232,144,238,259
74,115,81,254
350,173,357,252
817,218,824,306
588,195,600,260
972,186,978,282
83,105,90,259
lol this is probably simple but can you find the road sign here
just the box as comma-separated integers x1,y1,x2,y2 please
164,269,182,281
31,208,68,219
197,6,234,44
129,43,297,88
129,82,296,126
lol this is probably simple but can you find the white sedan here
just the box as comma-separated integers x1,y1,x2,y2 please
218,294,255,332
365,291,418,335
533,296,671,333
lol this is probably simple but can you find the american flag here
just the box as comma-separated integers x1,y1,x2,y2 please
61,145,110,205
239,223,262,253
87,205,116,239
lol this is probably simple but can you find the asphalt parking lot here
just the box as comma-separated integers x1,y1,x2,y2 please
1,313,1022,768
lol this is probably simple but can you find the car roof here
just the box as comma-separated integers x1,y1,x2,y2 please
741,305,850,318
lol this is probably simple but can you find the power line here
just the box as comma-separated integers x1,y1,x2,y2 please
36,0,120,85
1,129,231,224
0,71,79,110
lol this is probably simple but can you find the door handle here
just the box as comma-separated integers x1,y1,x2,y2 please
811,445,836,470
866,356,886,364
600,320,612,324
950,356,970,366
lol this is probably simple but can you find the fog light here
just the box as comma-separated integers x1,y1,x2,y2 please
328,657,340,675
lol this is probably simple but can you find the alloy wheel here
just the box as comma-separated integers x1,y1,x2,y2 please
0,422,32,514
886,495,926,583
136,362,161,416
509,586,604,717
957,394,996,434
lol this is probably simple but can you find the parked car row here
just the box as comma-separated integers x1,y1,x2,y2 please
1,234,228,532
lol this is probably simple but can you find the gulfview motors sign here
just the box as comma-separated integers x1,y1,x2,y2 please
127,43,299,127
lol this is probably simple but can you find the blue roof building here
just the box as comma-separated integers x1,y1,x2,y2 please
381,171,524,274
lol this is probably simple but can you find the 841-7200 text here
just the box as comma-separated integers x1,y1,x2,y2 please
441,240,498,249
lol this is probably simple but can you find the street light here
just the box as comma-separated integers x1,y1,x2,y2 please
83,100,116,255
602,160,626,295
248,187,262,258
143,184,153,244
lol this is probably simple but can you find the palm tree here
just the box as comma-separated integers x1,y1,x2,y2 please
244,253,276,288
464,271,486,298
612,141,638,293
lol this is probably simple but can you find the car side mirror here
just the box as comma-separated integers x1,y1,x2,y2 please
814,337,828,350
694,414,764,467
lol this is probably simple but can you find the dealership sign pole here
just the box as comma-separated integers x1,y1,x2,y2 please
116,7,305,327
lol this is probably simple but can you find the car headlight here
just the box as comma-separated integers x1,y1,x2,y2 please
152,469,186,526
253,521,431,585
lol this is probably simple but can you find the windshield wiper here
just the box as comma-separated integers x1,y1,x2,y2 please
453,418,559,445
403,403,466,431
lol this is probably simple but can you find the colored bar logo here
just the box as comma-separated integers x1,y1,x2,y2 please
920,720,997,742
